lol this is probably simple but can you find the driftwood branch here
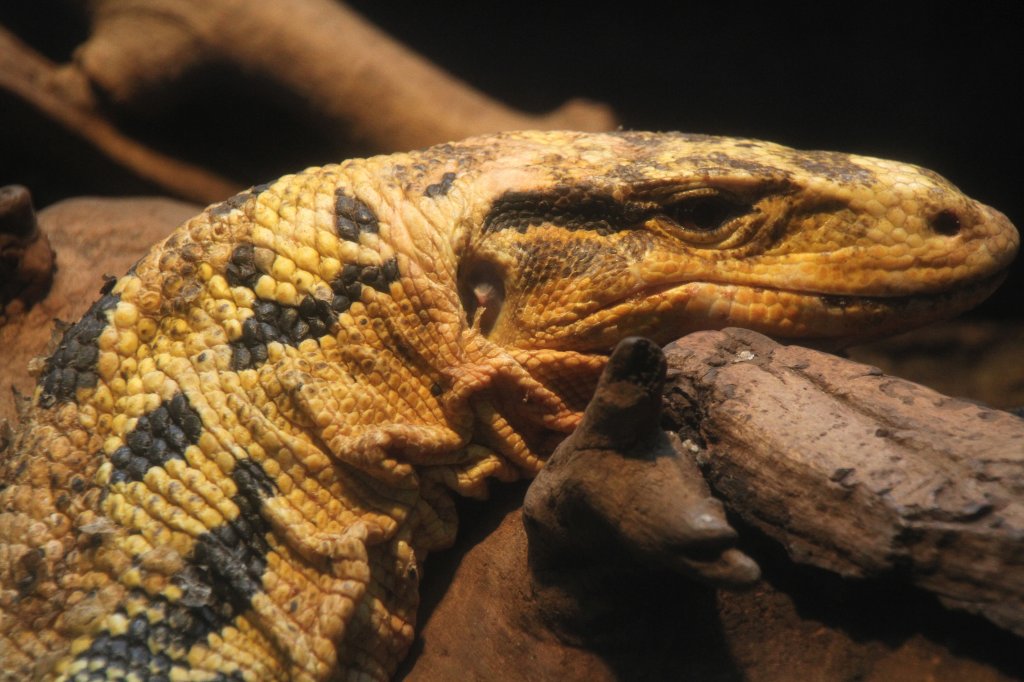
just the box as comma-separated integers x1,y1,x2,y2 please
407,338,764,681
0,0,615,203
0,28,242,203
77,0,615,147
661,327,1024,637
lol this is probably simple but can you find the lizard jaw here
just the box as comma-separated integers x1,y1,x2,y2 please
548,270,1008,352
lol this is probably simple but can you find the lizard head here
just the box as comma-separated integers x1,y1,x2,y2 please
455,131,1018,351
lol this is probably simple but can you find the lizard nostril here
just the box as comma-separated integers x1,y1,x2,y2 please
931,209,962,236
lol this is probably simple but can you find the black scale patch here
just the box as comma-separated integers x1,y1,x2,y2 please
224,240,399,371
209,182,274,218
38,293,120,407
76,457,277,678
225,244,330,371
334,188,379,241
229,296,334,371
156,458,275,653
329,258,399,305
482,187,648,236
183,458,276,613
224,242,261,290
68,616,178,682
69,598,247,682
424,172,457,198
109,394,202,485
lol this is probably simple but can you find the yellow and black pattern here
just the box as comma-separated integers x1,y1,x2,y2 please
1,131,1017,680
37,293,121,407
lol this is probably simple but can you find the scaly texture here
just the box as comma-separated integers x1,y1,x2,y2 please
0,131,1017,681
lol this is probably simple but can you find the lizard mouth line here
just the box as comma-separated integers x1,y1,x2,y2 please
619,270,1009,310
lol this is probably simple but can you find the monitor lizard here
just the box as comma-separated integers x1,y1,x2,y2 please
0,130,1018,680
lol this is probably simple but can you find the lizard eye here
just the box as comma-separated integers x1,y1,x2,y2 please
658,194,745,232
647,191,755,247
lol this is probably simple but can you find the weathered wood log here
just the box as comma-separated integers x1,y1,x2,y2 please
76,0,614,147
0,28,242,203
0,0,614,203
525,337,759,595
661,327,1024,637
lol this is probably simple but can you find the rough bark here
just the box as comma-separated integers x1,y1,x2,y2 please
404,338,762,681
408,498,1021,682
523,338,759,637
661,327,1024,637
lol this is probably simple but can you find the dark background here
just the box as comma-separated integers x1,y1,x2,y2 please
3,2,1021,317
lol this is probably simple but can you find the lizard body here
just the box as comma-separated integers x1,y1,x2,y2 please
0,131,1017,680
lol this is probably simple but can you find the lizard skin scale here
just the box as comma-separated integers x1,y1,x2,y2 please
0,130,1017,680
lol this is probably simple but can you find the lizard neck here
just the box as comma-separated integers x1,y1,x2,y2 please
329,157,597,486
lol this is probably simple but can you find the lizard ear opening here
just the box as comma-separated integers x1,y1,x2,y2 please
458,257,505,337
